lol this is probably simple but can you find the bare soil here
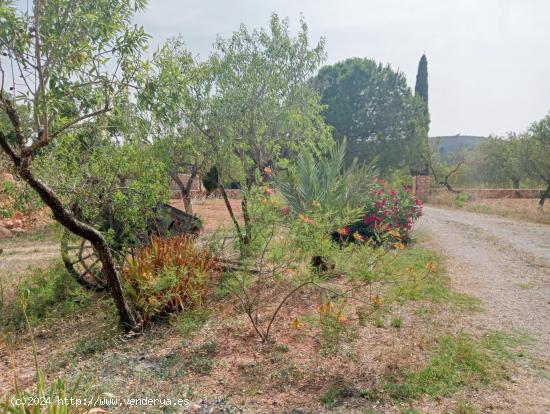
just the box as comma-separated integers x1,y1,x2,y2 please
417,206,550,412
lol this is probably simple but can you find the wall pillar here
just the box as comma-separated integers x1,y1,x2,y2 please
413,175,431,201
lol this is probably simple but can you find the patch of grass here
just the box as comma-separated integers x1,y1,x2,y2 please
391,317,403,329
174,308,210,337
383,331,524,402
320,378,356,408
372,314,385,328
455,399,479,414
73,336,109,356
0,261,90,329
384,247,482,312
184,341,217,374
481,329,535,361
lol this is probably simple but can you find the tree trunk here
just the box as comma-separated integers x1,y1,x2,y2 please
219,185,244,245
15,161,141,330
539,183,550,209
171,171,195,214
241,194,251,246
512,178,520,189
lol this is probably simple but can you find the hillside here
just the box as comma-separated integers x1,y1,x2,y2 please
429,134,487,159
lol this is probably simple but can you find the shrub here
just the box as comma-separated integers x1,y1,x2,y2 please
121,236,220,323
273,138,376,218
335,179,423,244
1,262,90,329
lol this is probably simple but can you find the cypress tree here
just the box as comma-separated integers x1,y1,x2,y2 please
415,54,429,107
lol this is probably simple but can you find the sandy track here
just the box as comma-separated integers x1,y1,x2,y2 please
417,206,550,413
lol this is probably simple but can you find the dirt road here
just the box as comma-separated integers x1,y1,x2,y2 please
417,206,550,412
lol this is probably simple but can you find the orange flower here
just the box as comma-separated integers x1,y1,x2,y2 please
387,229,401,239
353,231,365,242
263,166,273,175
425,261,437,272
318,302,333,316
290,318,304,329
372,294,383,308
336,226,350,236
393,241,406,250
298,213,316,225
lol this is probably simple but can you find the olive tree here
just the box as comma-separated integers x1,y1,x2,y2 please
473,135,525,188
210,14,333,248
520,113,550,208
0,0,150,330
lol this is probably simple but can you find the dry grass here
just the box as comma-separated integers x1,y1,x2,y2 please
427,192,550,225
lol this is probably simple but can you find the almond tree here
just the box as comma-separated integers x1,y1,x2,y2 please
0,0,150,330
138,38,215,214
211,14,333,250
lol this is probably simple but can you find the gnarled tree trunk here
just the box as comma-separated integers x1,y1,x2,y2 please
0,134,141,331
171,170,196,214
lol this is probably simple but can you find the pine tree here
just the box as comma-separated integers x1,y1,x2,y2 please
415,54,429,106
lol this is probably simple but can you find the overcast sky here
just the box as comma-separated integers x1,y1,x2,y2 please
137,1,550,137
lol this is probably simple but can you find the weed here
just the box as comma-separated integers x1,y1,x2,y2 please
383,332,519,401
320,378,356,408
73,336,109,356
1,262,90,329
183,341,217,374
391,317,403,329
174,308,210,337
455,399,479,414
359,388,379,401
372,315,385,328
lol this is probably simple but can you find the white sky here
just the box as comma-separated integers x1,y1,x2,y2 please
134,0,550,137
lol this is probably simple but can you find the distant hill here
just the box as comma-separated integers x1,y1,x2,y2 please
429,135,487,159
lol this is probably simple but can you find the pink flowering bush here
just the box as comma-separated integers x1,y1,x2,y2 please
333,179,423,245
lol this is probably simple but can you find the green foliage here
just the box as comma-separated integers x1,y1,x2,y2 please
470,135,525,188
414,54,429,106
183,341,217,374
320,378,356,408
174,308,210,337
202,165,220,193
384,334,495,400
314,57,429,171
453,192,470,208
121,236,220,323
273,139,376,218
34,125,170,249
138,36,215,204
391,317,403,329
1,262,90,329
1,367,81,414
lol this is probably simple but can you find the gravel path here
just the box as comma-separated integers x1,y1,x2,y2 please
417,206,550,413
417,206,550,357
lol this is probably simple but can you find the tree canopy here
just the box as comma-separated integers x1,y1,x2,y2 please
415,54,429,106
314,58,429,172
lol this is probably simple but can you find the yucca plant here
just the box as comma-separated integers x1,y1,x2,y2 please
122,236,220,323
273,139,376,219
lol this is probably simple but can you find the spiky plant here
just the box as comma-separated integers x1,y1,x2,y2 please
274,139,376,218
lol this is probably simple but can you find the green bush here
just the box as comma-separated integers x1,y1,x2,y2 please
1,262,90,329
